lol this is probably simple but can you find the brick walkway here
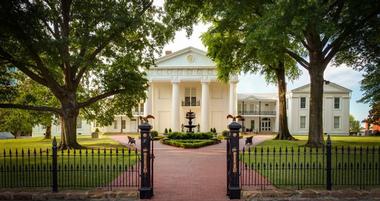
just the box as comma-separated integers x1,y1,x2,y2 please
111,135,272,201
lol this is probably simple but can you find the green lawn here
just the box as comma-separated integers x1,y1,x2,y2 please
257,135,380,148
0,135,126,151
241,135,380,189
0,135,139,189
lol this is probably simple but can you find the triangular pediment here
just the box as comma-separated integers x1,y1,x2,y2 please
291,81,352,93
155,47,215,68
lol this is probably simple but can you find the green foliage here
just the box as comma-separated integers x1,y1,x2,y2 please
222,130,229,137
165,0,380,146
167,132,214,140
0,0,175,146
168,128,172,133
0,109,33,136
164,128,168,134
162,139,219,148
165,0,300,84
349,115,361,133
0,73,55,136
151,130,158,138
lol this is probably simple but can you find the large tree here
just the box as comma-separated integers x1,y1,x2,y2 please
197,2,300,140
166,0,380,147
0,0,173,148
335,12,380,127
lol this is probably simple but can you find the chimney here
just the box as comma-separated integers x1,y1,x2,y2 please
165,50,172,55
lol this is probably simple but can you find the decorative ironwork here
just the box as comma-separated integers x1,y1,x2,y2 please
138,117,154,199
227,117,242,199
239,135,380,190
0,140,140,191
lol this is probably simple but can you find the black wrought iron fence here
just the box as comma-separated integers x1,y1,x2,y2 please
0,138,140,191
240,137,380,190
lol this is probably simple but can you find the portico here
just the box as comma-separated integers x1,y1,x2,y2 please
144,47,236,132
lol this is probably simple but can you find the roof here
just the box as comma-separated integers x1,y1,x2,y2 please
291,81,352,93
238,93,277,101
156,46,209,65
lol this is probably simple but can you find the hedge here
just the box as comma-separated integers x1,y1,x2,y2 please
167,132,214,140
162,139,220,148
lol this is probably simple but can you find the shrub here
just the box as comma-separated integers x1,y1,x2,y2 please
222,130,229,137
161,139,220,148
169,128,172,133
167,132,214,140
92,128,100,139
151,130,158,138
164,128,168,134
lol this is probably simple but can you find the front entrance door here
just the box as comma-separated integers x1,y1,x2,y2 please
261,118,271,131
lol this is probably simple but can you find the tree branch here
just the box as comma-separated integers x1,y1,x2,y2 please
323,8,380,66
0,103,61,114
77,89,127,108
284,48,310,70
73,1,153,86
0,46,48,86
5,17,63,91
301,40,311,51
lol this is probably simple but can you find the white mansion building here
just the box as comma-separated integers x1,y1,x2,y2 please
33,47,351,136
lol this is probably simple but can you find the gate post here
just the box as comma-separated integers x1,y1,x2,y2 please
326,135,332,190
227,118,241,199
52,137,58,192
139,120,153,199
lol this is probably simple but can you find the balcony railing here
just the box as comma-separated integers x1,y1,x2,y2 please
238,110,276,115
132,111,144,116
181,100,200,106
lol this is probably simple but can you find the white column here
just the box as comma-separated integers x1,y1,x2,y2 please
171,81,180,131
143,83,152,116
275,100,279,132
201,81,210,132
229,80,238,115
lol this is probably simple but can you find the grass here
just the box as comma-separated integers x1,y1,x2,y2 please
242,135,380,189
0,135,138,189
257,135,380,148
0,135,126,151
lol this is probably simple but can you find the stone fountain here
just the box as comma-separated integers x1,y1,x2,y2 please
184,110,196,133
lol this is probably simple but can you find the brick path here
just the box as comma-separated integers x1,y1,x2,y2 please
111,135,273,201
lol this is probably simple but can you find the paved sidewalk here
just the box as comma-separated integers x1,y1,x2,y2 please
111,135,273,201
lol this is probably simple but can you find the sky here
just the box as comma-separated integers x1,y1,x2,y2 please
161,23,370,123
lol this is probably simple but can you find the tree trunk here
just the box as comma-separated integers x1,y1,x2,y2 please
60,112,82,149
274,62,295,140
44,124,52,139
60,116,65,143
306,67,325,147
58,93,82,149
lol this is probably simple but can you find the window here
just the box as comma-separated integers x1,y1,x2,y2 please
300,116,306,129
185,88,196,106
250,120,255,130
77,117,82,128
334,97,340,109
238,103,242,113
250,103,255,112
113,120,118,129
334,116,340,129
140,103,144,113
300,97,306,109
121,120,126,129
